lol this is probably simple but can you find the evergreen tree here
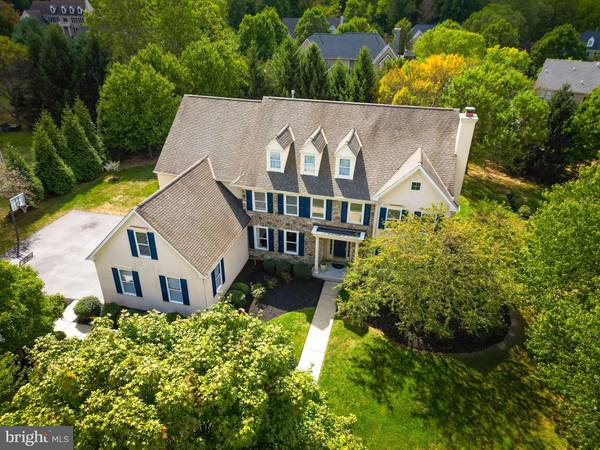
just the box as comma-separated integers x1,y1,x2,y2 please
35,110,68,160
266,36,301,97
73,32,109,115
72,97,105,161
32,129,75,196
246,44,267,99
526,85,577,183
299,43,329,99
60,107,102,182
348,47,376,103
2,144,44,204
328,61,348,101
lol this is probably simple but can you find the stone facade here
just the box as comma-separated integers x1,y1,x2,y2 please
243,190,374,267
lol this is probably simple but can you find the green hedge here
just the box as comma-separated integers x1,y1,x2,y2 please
166,311,183,323
230,282,250,295
293,262,312,280
275,259,292,275
101,302,122,324
228,289,247,309
263,258,276,274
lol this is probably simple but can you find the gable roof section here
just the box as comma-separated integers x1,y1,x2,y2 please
156,96,460,201
373,147,457,210
409,24,434,37
534,59,600,95
303,32,389,61
307,127,327,153
276,124,294,148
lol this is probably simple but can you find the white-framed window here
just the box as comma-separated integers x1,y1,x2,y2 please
253,191,267,212
285,195,298,216
165,277,184,304
134,231,151,258
385,208,405,228
347,202,364,224
254,226,269,251
284,230,299,255
269,151,281,170
338,158,351,177
118,269,137,296
303,154,316,174
213,262,223,290
311,198,325,219
411,181,422,191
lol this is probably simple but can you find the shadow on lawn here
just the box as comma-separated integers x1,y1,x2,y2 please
348,337,558,449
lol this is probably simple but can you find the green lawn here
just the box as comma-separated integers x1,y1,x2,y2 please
1,163,158,254
270,307,315,362
0,131,34,163
460,162,544,216
318,320,566,450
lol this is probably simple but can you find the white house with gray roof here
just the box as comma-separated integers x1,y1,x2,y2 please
534,59,600,104
88,96,478,314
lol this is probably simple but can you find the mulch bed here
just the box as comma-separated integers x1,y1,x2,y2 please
367,305,511,353
234,261,324,321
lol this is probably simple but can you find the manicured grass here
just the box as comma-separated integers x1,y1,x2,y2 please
460,162,544,216
270,307,315,363
319,320,566,450
0,131,34,163
0,163,158,255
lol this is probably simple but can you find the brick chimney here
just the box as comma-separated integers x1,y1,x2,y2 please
453,107,478,197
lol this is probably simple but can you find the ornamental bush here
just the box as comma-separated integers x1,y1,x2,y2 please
227,290,247,309
263,258,276,274
101,302,122,325
275,259,292,275
74,296,102,323
230,282,250,295
0,305,362,448
165,311,182,323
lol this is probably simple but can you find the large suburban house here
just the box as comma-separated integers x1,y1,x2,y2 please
534,59,600,104
88,96,478,314
21,0,92,37
283,16,343,39
300,32,397,68
580,31,600,60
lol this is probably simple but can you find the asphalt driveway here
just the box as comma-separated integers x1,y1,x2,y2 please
4,210,122,301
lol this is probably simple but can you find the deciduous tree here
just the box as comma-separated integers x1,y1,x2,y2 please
97,61,180,156
0,305,363,449
463,3,525,46
377,53,465,106
336,17,376,33
483,45,531,74
238,7,288,60
571,85,600,164
131,44,188,95
2,144,44,203
523,161,600,448
0,1,19,36
413,20,486,59
0,36,31,126
435,0,486,23
295,6,330,43
530,24,587,72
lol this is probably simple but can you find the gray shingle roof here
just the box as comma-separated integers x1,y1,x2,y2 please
534,59,600,95
302,32,388,61
409,24,434,37
155,96,460,201
137,158,249,274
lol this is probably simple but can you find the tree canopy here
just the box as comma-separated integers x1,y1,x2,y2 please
238,7,287,60
299,43,329,99
0,261,64,354
295,7,330,43
347,47,376,103
413,21,486,59
1,304,363,449
530,24,587,72
523,161,600,448
571,86,600,164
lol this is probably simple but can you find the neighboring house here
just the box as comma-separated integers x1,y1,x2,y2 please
21,0,92,37
88,96,478,314
283,16,343,39
301,32,397,68
580,31,600,59
534,59,600,104
403,24,434,57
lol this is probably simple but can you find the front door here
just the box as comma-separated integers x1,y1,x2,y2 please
332,240,347,258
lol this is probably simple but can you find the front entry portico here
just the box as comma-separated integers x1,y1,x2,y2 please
312,225,365,281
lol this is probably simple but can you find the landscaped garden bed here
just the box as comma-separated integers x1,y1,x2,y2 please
231,260,323,321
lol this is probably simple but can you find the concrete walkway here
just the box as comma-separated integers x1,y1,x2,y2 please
54,300,91,339
297,281,338,380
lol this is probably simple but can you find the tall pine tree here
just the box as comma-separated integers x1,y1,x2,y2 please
348,47,376,103
299,43,329,100
73,33,109,116
72,97,105,161
33,129,75,196
328,61,349,101
246,44,267,99
35,111,68,158
60,107,102,182
266,36,300,98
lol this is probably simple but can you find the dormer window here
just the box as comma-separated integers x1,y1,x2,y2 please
77,6,83,14
266,124,293,173
335,129,361,179
61,5,67,13
588,37,595,48
50,5,56,13
301,127,326,176
69,6,74,13
411,181,421,191
269,151,281,170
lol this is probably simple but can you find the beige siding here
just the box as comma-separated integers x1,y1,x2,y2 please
92,212,249,314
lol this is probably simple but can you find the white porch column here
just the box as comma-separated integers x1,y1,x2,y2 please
355,241,360,259
314,236,320,273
